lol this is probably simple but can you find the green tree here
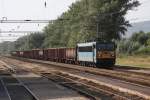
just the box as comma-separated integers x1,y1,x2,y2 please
14,33,45,50
0,41,15,54
117,32,150,55
130,31,150,46
88,0,140,40
27,33,45,49
147,39,150,46
43,0,139,47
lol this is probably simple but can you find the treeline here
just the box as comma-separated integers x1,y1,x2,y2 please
14,33,45,50
117,31,150,55
42,0,139,47
0,41,15,54
0,33,45,54
0,0,139,54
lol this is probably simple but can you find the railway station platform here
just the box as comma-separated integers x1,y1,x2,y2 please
0,70,88,100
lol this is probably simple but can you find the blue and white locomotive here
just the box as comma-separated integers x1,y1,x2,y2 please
77,42,116,67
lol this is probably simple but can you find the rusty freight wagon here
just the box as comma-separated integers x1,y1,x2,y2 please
43,48,58,61
57,48,66,63
22,50,33,58
44,48,67,62
15,51,20,57
19,51,24,57
32,49,44,60
66,48,76,64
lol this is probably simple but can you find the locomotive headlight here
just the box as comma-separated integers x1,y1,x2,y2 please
111,54,114,57
111,52,115,57
97,51,102,57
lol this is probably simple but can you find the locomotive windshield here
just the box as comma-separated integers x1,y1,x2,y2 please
97,43,115,51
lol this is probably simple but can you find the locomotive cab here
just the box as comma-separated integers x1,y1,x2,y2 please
96,42,116,67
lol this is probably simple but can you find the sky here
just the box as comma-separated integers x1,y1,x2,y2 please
126,0,150,22
0,0,150,42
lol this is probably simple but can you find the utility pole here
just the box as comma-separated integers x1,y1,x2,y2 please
96,22,100,41
96,14,104,42
96,12,114,42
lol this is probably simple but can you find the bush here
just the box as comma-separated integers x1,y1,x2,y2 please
117,40,141,55
147,39,150,46
128,42,141,54
130,31,150,46
118,32,150,55
135,46,150,55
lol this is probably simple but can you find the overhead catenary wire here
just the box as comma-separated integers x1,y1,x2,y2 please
0,36,23,37
0,0,50,42
0,20,51,23
0,33,27,37
0,31,42,33
0,18,70,23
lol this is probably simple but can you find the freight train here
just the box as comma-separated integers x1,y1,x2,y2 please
11,41,116,68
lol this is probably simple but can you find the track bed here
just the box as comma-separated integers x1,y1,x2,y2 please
1,56,150,99
0,60,89,100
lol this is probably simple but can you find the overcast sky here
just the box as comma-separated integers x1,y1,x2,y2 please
0,0,150,42
126,0,150,22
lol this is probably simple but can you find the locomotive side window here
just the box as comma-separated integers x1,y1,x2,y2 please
78,46,92,52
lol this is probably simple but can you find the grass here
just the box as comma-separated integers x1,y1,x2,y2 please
116,55,150,68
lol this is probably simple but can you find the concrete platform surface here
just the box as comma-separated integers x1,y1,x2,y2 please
14,72,88,100
0,71,88,100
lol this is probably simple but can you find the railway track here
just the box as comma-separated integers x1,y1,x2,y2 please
114,65,150,76
1,57,150,100
9,56,150,87
41,72,144,100
0,65,38,100
0,60,91,100
0,60,140,100
2,62,144,100
6,56,150,77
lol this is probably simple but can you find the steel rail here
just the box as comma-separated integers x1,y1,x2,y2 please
42,73,131,100
42,73,99,100
2,57,149,99
0,63,39,100
28,58,150,86
7,65,39,100
0,79,12,100
1,60,102,100
3,61,95,100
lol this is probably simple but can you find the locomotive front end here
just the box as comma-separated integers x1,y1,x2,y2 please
96,42,116,67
